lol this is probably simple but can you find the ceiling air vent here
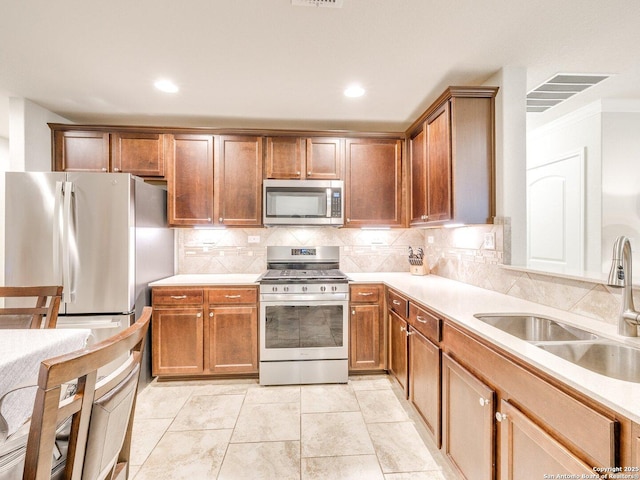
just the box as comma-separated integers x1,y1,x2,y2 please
526,73,611,113
292,0,344,7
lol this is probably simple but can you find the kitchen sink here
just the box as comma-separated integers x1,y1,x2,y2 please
474,314,600,342
537,342,640,383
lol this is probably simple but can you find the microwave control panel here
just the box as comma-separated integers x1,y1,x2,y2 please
331,190,342,217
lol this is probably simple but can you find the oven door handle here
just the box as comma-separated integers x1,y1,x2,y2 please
260,294,348,302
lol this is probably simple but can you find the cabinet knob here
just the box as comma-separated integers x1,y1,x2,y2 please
352,310,356,315
400,326,406,332
347,218,350,223
209,312,214,317
101,167,108,172
296,171,301,175
196,313,202,318
114,167,120,172
495,412,508,422
406,330,414,336
207,217,212,222
479,398,490,407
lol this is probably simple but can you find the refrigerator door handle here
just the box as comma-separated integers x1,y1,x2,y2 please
53,181,64,287
62,181,76,303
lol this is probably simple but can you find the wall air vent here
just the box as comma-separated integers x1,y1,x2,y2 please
526,73,611,113
292,0,344,7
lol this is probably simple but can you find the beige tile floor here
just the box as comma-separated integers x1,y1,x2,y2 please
129,375,458,480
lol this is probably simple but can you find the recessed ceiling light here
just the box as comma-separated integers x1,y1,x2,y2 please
344,85,365,98
154,79,179,93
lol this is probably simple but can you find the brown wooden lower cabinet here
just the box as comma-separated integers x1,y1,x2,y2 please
152,285,258,378
442,352,495,480
388,309,408,392
207,305,258,374
409,328,441,447
152,306,204,376
497,399,593,479
349,284,385,372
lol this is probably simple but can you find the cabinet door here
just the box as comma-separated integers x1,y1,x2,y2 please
306,137,342,179
152,307,204,376
409,125,428,225
425,101,452,222
265,137,305,179
166,134,214,226
54,130,110,172
442,353,494,480
207,305,258,374
216,135,263,226
349,304,384,371
497,400,594,480
344,138,402,227
111,132,165,176
388,310,408,392
409,329,441,447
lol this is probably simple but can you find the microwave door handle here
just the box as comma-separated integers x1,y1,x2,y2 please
326,188,332,217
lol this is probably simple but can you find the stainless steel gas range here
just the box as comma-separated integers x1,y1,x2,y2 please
258,246,349,385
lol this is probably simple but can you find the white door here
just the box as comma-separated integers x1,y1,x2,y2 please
527,150,585,272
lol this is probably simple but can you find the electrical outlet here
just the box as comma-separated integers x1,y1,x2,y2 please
427,236,434,244
248,235,260,243
483,232,495,250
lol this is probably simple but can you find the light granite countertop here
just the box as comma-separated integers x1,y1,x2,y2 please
150,272,640,423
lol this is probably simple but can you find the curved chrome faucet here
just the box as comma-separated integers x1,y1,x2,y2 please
607,236,640,336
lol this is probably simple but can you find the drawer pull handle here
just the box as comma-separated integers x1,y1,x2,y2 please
358,292,373,296
170,295,187,299
225,295,241,299
416,315,428,323
495,412,507,422
392,300,401,306
479,398,490,407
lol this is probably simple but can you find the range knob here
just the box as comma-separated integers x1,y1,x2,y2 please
302,286,308,292
283,286,289,292
320,286,326,292
271,286,278,293
331,285,338,292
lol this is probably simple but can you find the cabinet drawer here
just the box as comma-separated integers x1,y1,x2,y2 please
153,288,204,306
388,289,408,318
409,303,440,344
350,284,381,304
208,287,257,304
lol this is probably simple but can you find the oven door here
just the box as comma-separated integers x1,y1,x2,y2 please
260,299,349,361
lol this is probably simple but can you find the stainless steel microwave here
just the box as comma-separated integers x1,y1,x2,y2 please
263,179,344,226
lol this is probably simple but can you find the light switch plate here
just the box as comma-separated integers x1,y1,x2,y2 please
483,232,495,250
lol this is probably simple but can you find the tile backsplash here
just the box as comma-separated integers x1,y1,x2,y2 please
176,224,637,328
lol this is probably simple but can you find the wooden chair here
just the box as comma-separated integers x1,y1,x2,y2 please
22,306,152,480
0,286,63,329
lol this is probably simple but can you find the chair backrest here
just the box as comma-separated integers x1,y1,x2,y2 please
0,286,63,329
22,306,152,480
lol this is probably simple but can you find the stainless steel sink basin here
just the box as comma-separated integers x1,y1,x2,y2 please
474,314,600,342
537,342,640,383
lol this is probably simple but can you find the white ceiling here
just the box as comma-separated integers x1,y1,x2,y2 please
1,0,639,139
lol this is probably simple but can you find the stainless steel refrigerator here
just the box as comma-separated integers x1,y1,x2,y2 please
4,172,174,383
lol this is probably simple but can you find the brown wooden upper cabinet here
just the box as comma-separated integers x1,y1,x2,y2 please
51,125,166,177
408,86,498,227
215,135,263,226
166,134,215,226
53,129,110,172
265,136,342,179
167,134,263,227
111,132,166,177
344,138,402,227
